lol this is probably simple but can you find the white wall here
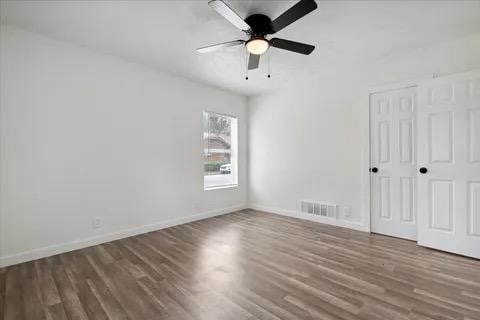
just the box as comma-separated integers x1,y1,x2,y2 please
248,33,480,231
248,89,366,230
0,26,248,266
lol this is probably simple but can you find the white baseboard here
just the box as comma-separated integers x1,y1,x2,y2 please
248,204,370,233
0,204,247,268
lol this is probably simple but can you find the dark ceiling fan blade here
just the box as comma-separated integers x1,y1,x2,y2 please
197,40,244,53
208,0,251,32
248,54,260,70
271,0,318,33
270,38,315,55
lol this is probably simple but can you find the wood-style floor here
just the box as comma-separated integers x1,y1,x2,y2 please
1,210,480,320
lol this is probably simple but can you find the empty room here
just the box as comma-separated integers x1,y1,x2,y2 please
1,0,480,319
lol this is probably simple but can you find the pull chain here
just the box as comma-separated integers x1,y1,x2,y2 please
245,48,249,80
267,48,271,78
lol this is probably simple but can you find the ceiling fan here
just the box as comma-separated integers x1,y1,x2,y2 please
197,0,318,72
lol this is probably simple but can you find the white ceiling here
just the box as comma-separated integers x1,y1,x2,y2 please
1,0,480,96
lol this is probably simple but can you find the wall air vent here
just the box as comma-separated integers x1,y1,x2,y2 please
300,200,337,218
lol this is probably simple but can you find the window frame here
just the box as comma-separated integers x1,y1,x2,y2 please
203,110,239,191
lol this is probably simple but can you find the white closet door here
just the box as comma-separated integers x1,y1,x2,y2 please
417,70,480,259
370,87,417,240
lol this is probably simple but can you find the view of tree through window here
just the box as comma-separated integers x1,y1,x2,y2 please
203,111,238,189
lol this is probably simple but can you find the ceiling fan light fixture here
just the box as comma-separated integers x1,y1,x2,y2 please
246,38,270,55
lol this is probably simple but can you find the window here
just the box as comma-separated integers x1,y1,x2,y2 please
203,111,238,190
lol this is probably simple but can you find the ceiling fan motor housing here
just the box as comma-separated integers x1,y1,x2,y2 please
244,14,274,36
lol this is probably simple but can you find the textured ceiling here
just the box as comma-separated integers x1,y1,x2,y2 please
1,0,480,96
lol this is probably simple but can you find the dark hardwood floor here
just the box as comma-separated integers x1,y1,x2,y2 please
1,210,480,320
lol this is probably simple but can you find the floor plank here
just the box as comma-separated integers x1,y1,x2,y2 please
1,210,479,320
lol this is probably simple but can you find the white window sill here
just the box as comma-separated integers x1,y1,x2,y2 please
204,184,239,191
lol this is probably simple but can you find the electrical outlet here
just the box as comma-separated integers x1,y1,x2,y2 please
344,207,351,218
93,216,103,229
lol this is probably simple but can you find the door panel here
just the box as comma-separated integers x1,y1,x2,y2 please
378,122,391,163
468,109,480,163
399,119,413,163
417,70,480,259
371,87,417,240
428,112,453,163
400,177,414,222
468,181,480,236
429,179,454,231
379,176,391,219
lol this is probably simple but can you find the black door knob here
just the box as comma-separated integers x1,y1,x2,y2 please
419,167,428,174
371,167,378,173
